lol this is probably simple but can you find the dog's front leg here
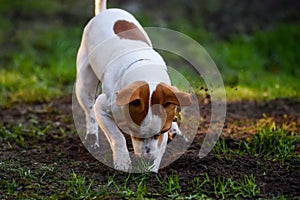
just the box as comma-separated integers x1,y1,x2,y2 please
151,133,168,172
94,94,131,171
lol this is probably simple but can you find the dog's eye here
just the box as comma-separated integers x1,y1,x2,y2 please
130,99,141,107
163,102,171,108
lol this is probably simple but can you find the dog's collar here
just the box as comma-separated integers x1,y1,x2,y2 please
120,58,170,86
139,117,178,139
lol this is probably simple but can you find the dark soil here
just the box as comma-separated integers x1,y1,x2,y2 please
0,96,299,198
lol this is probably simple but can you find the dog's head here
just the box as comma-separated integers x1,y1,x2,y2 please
116,81,191,160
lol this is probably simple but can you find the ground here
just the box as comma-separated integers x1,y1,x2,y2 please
1,96,299,199
0,0,299,199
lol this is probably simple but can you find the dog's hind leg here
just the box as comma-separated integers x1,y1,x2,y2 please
76,45,100,147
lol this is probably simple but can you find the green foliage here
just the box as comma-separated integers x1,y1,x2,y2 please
243,121,298,162
207,24,300,100
211,175,260,199
62,172,94,199
149,24,300,101
157,173,182,197
0,1,299,106
0,24,79,106
212,138,242,160
0,123,49,145
0,163,39,198
254,25,300,76
0,0,62,17
212,117,299,163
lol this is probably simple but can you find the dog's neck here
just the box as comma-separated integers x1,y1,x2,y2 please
120,59,170,87
89,41,153,81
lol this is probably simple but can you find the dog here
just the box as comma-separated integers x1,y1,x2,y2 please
75,0,192,172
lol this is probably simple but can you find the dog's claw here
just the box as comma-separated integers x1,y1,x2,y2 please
84,133,100,149
92,141,100,149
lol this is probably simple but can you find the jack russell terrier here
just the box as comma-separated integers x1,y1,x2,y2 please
75,0,192,172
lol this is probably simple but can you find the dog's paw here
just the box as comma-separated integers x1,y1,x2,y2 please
170,121,181,135
169,122,188,142
84,133,100,149
114,161,131,171
113,152,131,171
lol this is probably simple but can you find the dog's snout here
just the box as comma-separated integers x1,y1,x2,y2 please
142,146,152,159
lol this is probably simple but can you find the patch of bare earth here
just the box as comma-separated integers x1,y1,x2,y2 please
0,96,299,198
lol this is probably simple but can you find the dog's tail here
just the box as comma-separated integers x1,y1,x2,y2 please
95,0,107,15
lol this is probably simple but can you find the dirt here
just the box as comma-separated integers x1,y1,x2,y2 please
0,96,300,198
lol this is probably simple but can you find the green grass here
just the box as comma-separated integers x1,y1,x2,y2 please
0,119,72,146
0,23,79,106
48,172,260,199
1,16,299,106
165,23,300,100
61,171,95,199
212,117,299,163
2,155,294,199
207,24,300,100
0,123,48,145
242,118,298,162
159,15,300,100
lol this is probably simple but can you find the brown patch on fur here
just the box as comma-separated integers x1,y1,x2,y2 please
151,83,192,132
156,134,165,148
131,135,144,142
116,81,149,125
113,20,150,46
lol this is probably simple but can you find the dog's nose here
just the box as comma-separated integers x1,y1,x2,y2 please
142,146,152,159
145,146,150,154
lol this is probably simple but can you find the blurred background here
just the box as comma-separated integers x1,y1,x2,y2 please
0,0,299,106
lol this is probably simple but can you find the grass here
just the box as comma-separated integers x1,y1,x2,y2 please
0,123,48,145
243,118,298,162
0,167,261,199
157,14,300,100
207,24,300,101
0,24,79,106
62,171,95,199
212,117,299,163
0,119,56,144
168,24,300,101
0,13,299,106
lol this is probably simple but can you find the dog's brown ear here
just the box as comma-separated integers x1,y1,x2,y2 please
116,81,149,106
152,83,192,107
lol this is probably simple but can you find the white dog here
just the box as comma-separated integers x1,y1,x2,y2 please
75,0,191,172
